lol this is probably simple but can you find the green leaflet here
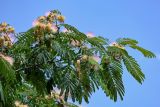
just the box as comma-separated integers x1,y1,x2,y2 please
0,81,5,105
116,38,138,46
0,57,16,83
129,45,156,58
100,56,124,101
122,53,145,84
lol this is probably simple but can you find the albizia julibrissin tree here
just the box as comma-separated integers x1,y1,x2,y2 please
0,10,155,107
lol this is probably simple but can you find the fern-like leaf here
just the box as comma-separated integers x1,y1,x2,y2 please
122,52,145,84
100,58,124,101
116,38,138,46
130,45,156,58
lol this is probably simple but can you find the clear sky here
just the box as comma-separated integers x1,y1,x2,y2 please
0,0,160,107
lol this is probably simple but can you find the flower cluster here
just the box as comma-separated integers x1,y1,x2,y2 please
32,10,65,41
0,22,14,49
86,32,94,38
75,54,101,74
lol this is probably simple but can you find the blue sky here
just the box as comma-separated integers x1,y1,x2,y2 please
0,0,160,107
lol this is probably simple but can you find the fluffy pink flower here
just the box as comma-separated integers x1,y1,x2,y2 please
32,20,39,27
0,53,14,65
46,23,52,29
51,24,58,32
62,28,68,33
109,42,118,46
8,34,16,43
109,42,125,49
86,32,94,38
45,11,51,16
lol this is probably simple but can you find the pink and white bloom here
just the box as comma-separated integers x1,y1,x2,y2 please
32,20,39,27
109,42,125,49
62,28,68,33
8,33,16,43
109,42,118,46
86,32,94,38
51,24,58,32
45,11,51,16
46,23,52,28
62,28,72,33
4,56,14,65
0,53,14,65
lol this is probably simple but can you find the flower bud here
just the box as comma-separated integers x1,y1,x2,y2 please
0,37,4,43
1,22,7,27
76,60,80,65
14,101,21,106
57,15,65,23
38,16,46,21
4,35,11,41
8,27,15,33
0,27,3,32
86,32,94,38
51,24,58,32
7,42,12,48
32,20,39,27
46,23,52,31
50,13,57,19
82,55,88,61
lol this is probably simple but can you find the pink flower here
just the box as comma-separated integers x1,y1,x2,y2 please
62,28,72,33
46,23,52,29
45,11,51,16
0,54,14,65
32,20,39,27
51,24,58,32
8,34,16,43
109,42,118,46
86,32,94,38
39,23,46,29
62,28,68,33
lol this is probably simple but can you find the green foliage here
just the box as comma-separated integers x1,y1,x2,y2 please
0,10,155,107
0,57,16,107
100,56,124,101
116,38,156,58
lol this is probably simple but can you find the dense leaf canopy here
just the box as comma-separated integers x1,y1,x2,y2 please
0,10,155,107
